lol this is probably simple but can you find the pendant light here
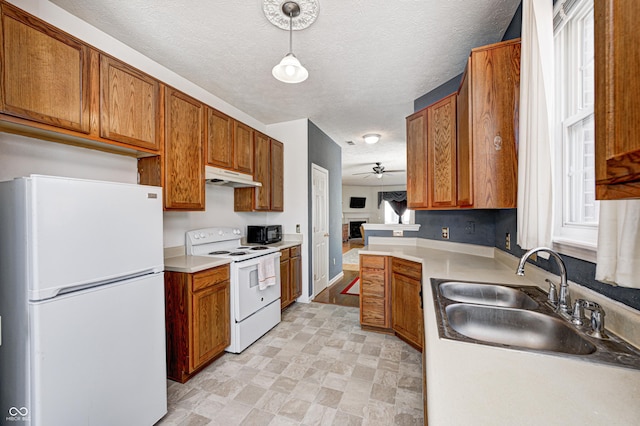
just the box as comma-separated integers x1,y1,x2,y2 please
272,2,308,83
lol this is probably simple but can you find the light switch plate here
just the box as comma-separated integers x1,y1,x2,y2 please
393,229,403,237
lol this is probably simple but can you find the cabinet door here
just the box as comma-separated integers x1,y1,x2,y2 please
427,93,457,208
290,249,302,300
406,110,429,209
280,257,291,309
457,62,473,207
206,107,234,169
595,0,640,199
99,55,161,150
0,3,91,133
164,87,205,210
469,40,520,208
270,139,284,212
234,121,254,174
254,132,271,210
191,281,230,372
391,273,423,351
359,255,390,329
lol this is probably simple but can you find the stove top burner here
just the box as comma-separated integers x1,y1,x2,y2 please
208,250,231,255
229,252,248,256
251,246,269,250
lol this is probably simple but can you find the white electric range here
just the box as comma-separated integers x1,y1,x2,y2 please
186,227,281,353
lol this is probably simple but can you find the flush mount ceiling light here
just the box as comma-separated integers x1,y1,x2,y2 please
264,0,319,84
363,134,381,144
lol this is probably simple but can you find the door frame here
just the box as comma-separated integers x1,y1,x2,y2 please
311,163,330,298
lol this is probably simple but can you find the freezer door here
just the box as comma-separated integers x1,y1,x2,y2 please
28,175,163,300
29,273,167,425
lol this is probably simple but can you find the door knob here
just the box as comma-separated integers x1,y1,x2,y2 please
324,233,329,237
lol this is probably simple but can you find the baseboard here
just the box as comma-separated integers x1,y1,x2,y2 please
328,272,344,287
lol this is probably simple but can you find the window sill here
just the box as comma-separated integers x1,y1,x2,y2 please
362,223,420,232
552,238,597,263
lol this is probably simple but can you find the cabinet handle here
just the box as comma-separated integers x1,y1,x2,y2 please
419,289,423,309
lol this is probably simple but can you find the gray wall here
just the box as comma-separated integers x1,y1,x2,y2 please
408,1,640,311
308,120,343,296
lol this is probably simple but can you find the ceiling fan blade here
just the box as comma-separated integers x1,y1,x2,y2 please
383,169,406,173
352,172,373,175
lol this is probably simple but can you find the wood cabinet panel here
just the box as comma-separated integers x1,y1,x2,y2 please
165,265,230,383
428,93,457,208
391,258,423,351
406,110,429,209
359,255,391,330
463,39,520,208
280,252,291,310
164,87,205,210
270,139,284,212
254,132,271,210
457,59,473,207
290,249,302,300
191,281,230,371
234,121,254,174
99,55,161,150
595,0,640,199
0,3,91,133
205,107,234,169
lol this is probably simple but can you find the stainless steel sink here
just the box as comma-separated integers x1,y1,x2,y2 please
445,303,596,355
439,281,538,309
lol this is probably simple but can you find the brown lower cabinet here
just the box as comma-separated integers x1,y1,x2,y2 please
164,264,230,383
360,254,423,351
280,245,302,310
391,258,424,351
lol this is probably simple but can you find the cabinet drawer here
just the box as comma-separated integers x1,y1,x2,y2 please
361,270,386,298
361,297,387,327
361,255,385,269
280,248,290,261
290,245,301,257
192,265,229,292
392,258,422,280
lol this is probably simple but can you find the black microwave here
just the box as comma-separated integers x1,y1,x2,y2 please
247,225,282,244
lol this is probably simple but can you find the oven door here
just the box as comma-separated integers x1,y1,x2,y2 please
232,252,281,322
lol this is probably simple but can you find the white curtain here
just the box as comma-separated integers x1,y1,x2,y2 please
516,0,555,250
596,201,640,288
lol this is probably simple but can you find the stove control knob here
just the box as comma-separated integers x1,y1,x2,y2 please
234,229,241,235
218,230,224,236
200,233,205,238
193,234,199,239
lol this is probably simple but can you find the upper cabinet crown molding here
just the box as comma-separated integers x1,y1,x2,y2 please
595,0,640,199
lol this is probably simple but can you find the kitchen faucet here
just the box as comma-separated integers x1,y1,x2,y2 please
516,247,571,316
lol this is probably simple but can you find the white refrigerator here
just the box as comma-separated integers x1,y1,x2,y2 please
0,175,167,425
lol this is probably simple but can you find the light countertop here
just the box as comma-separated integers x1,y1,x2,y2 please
163,239,302,273
360,237,640,425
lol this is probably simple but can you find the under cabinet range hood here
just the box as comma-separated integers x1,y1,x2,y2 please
205,166,262,188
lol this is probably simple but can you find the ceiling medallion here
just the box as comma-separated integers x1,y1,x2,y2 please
263,0,319,31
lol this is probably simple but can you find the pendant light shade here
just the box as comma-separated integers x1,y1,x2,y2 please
272,53,308,83
265,1,316,84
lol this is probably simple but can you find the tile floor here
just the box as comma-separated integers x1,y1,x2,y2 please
157,302,424,425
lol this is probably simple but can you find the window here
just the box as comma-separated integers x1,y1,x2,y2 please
553,0,597,260
384,202,411,224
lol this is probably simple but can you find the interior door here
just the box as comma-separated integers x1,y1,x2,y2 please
312,164,329,297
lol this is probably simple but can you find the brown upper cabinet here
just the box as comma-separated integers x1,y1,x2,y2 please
595,0,640,199
99,55,162,151
0,2,91,134
234,135,284,212
407,93,458,209
205,108,254,175
164,87,205,210
457,39,520,209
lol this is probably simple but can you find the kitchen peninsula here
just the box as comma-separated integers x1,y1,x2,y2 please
359,236,640,425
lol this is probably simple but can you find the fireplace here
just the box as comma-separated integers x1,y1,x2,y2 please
349,220,366,239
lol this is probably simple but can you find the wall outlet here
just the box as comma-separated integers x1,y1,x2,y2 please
393,229,404,237
442,227,449,240
505,233,511,250
296,224,300,233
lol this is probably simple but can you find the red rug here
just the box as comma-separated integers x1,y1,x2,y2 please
340,277,360,296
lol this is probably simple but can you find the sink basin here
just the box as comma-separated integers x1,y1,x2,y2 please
439,281,538,309
445,303,596,355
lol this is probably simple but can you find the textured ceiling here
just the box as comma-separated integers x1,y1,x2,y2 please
50,0,520,186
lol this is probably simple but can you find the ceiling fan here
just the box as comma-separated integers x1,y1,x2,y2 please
353,162,406,179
